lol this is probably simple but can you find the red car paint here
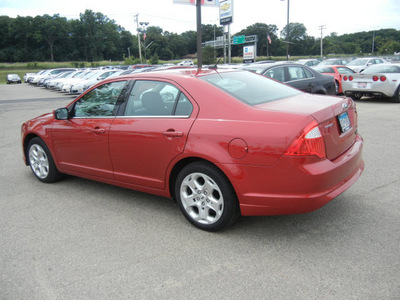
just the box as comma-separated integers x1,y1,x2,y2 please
22,68,364,217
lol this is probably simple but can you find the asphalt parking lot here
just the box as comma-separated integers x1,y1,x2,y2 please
1,84,399,299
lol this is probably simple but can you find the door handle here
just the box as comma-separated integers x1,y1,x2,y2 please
91,127,106,134
162,130,184,138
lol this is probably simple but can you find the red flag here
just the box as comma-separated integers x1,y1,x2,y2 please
267,34,272,44
143,32,147,41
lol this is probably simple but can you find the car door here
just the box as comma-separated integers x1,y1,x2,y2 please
285,65,316,92
51,80,129,179
109,80,197,190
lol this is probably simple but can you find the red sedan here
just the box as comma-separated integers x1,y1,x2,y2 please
21,68,364,231
314,65,356,94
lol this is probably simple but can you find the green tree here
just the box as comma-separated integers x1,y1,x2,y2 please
235,23,279,56
202,46,216,64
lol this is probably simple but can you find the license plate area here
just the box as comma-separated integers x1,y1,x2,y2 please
338,112,351,133
357,82,368,88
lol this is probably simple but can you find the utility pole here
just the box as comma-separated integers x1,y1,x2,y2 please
372,30,375,54
134,14,142,63
319,25,326,58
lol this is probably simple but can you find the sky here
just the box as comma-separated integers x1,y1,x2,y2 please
1,0,400,39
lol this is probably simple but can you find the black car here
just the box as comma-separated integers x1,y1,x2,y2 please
243,62,336,95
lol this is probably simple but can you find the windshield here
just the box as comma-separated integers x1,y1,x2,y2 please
362,64,400,74
200,71,300,105
347,59,368,66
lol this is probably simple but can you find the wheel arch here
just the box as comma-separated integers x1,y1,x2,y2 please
23,133,40,165
168,157,238,203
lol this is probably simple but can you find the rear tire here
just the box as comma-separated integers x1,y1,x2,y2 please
334,80,340,94
175,162,240,232
391,86,400,103
27,138,62,183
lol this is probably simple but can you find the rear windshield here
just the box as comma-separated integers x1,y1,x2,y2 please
200,71,300,105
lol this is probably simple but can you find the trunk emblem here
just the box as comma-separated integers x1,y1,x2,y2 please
342,103,348,110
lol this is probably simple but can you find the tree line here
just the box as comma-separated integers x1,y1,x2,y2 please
1,9,399,63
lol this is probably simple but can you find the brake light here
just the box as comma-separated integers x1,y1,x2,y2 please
284,122,326,159
349,76,353,81
373,75,386,82
343,76,348,81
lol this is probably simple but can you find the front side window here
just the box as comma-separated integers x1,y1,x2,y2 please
73,80,127,118
124,80,193,117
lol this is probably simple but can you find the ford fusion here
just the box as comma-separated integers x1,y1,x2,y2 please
21,68,364,231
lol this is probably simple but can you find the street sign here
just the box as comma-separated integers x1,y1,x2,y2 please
233,35,245,45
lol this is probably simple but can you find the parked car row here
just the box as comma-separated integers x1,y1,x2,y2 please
295,57,389,73
25,66,158,95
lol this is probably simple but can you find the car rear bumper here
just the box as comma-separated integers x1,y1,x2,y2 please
221,134,364,216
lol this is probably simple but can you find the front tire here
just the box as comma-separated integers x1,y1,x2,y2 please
175,162,239,232
27,138,62,183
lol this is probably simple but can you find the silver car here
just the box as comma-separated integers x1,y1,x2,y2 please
342,63,400,102
6,74,22,84
346,57,386,73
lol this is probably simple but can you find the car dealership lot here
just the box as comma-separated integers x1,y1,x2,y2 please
1,84,399,299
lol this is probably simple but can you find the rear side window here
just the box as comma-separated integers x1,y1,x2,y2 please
200,71,300,105
124,80,193,117
264,67,285,82
287,66,313,81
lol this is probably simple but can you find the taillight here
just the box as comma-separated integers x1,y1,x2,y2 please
349,76,353,81
373,75,386,82
284,122,326,159
343,76,348,81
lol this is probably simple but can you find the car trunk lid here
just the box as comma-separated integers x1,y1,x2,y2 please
256,93,358,161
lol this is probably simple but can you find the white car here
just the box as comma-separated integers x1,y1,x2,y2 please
177,60,194,66
346,57,386,73
342,63,400,102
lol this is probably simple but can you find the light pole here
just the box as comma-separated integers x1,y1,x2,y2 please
134,14,142,63
281,0,290,59
139,22,149,63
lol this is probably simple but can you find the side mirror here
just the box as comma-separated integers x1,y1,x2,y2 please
54,108,70,120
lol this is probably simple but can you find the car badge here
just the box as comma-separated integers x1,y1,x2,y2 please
342,103,348,110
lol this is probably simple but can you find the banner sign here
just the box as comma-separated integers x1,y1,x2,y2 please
243,45,255,62
219,0,233,25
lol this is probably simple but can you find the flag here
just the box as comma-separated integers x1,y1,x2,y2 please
267,34,272,44
143,32,147,41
